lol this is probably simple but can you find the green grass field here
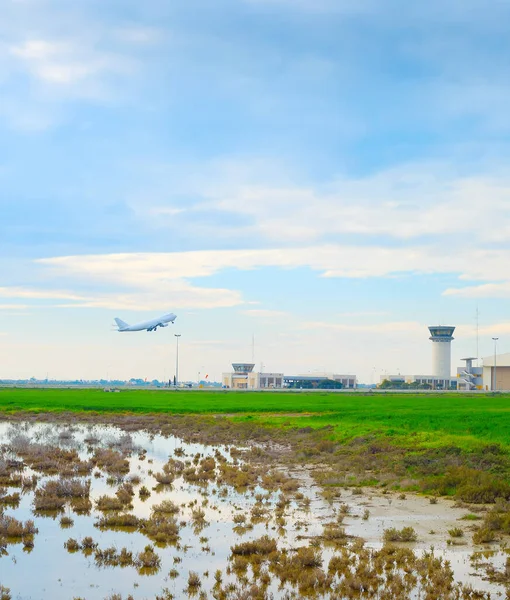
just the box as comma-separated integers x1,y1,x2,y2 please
1,387,509,451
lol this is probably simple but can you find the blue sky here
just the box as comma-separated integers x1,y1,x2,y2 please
1,0,510,382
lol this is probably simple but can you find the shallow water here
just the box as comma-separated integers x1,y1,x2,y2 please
0,421,507,599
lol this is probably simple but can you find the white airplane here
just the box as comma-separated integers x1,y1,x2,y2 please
114,312,177,332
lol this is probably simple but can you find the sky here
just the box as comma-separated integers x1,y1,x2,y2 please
1,0,510,383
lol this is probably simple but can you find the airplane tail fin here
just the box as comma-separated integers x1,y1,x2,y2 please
114,318,129,331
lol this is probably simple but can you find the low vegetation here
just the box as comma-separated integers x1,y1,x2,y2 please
0,398,508,599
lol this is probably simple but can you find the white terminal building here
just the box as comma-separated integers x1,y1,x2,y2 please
481,353,510,391
222,364,356,390
222,363,284,390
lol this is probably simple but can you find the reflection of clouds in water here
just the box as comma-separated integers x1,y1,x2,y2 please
0,420,506,599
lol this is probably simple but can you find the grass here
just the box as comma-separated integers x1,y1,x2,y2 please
1,388,509,451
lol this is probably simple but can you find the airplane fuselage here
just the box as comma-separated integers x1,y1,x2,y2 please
115,313,177,332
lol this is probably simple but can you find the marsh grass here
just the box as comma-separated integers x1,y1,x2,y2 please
0,586,11,600
448,527,464,538
95,513,141,530
0,412,504,599
59,515,74,528
383,526,418,543
95,495,126,511
0,489,20,508
135,544,161,573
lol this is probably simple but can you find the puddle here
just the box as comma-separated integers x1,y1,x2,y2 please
0,420,508,599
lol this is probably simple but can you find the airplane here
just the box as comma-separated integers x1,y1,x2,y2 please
114,312,177,332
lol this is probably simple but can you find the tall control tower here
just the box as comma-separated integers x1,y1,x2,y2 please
429,326,455,379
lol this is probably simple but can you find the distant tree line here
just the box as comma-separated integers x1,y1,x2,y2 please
379,379,432,390
287,379,343,390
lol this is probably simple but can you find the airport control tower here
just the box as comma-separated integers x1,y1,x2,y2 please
429,326,455,379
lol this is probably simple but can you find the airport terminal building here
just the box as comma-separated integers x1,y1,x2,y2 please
222,364,356,390
222,363,284,389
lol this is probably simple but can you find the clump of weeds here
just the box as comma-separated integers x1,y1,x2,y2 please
64,538,80,552
152,500,179,515
0,585,11,600
60,515,74,528
186,571,202,593
95,513,141,530
92,448,129,476
0,514,37,540
231,535,277,556
135,544,161,574
383,526,418,543
139,486,151,499
448,527,464,538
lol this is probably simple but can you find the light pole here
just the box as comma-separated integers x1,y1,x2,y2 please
492,337,498,391
174,334,181,387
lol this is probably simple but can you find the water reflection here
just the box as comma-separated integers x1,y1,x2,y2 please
0,421,506,599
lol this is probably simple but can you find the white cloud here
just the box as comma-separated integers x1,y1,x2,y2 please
0,287,84,300
0,281,243,311
9,39,134,89
443,282,510,299
301,320,424,335
0,304,30,310
208,170,510,243
36,244,510,284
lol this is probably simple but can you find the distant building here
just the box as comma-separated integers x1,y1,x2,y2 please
412,375,457,390
482,353,510,391
379,374,457,389
429,325,455,379
222,363,284,389
456,358,483,391
284,373,357,389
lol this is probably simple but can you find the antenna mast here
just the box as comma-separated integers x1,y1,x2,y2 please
476,305,480,367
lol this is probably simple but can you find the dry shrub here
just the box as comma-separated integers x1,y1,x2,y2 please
0,586,11,600
473,527,497,544
152,500,179,515
322,524,348,542
94,546,134,567
231,535,277,556
139,486,151,498
33,494,66,512
81,536,97,550
383,526,418,543
187,571,201,588
154,472,174,485
139,514,180,544
0,489,20,508
64,538,80,552
95,513,141,529
33,478,90,512
70,497,92,514
135,544,161,571
0,515,37,539
60,515,74,528
92,448,129,475
95,495,126,511
448,527,464,538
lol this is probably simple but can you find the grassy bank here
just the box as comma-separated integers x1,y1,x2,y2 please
0,387,509,450
1,387,509,500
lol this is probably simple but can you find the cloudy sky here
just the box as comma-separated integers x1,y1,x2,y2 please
1,0,510,382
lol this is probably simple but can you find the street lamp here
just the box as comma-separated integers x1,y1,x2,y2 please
174,334,181,387
492,337,499,391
